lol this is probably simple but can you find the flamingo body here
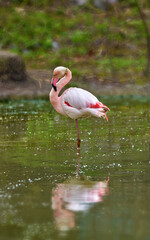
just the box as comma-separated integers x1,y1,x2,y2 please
61,87,107,120
50,66,110,147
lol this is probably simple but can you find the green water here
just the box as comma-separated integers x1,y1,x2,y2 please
0,97,150,240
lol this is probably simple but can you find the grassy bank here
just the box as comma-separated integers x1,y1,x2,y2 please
0,1,150,84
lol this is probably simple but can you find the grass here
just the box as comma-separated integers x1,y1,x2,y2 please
0,1,150,83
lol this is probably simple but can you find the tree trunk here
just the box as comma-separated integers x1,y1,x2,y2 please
135,0,150,76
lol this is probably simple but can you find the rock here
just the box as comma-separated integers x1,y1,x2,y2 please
0,51,27,82
94,0,117,9
72,0,87,6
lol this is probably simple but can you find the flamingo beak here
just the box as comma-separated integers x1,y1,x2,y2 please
51,77,58,92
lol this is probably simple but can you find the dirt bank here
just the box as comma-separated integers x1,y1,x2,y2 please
0,69,150,100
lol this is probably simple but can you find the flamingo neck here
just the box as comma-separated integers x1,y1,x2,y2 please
49,69,72,115
56,68,72,94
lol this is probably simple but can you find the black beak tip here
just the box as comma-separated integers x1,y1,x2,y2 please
52,84,57,92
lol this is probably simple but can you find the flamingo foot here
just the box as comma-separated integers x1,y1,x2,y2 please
105,113,108,121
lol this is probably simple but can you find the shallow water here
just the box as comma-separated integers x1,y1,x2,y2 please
0,97,150,240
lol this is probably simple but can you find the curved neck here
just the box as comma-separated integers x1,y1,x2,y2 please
56,68,72,94
49,69,72,115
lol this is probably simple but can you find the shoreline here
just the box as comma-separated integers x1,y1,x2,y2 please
0,69,150,100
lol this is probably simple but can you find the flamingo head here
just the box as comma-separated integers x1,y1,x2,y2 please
51,66,67,92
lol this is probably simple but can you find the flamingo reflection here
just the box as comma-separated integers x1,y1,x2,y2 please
52,157,110,232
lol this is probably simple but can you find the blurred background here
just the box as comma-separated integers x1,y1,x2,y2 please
0,2,150,240
0,0,150,92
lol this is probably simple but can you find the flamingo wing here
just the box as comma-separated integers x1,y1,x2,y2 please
61,87,109,120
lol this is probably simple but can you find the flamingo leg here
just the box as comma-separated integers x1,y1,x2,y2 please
76,147,80,177
75,119,81,148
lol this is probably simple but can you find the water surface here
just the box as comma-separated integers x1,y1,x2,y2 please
0,97,150,240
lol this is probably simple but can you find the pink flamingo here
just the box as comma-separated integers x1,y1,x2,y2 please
49,66,110,148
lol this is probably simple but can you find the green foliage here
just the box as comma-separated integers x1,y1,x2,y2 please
0,9,53,52
95,22,108,35
0,1,149,82
71,30,90,45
